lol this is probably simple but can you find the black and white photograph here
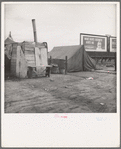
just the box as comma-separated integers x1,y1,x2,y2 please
1,1,120,147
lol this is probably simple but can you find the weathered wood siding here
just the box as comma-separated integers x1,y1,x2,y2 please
35,47,47,75
11,44,28,78
16,46,27,78
24,44,36,67
11,43,18,76
10,42,48,78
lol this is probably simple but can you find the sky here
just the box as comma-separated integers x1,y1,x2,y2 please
4,2,117,51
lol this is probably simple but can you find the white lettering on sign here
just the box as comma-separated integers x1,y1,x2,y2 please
90,38,94,41
86,41,94,44
95,38,103,42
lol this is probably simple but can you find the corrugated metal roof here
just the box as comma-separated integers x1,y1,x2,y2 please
48,45,83,59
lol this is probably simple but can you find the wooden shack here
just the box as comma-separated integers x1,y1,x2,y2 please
6,19,51,79
10,41,48,78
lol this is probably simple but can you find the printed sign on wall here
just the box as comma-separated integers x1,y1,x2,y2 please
80,34,107,52
110,37,116,52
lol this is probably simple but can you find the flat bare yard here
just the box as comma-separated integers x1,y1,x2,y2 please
5,65,116,113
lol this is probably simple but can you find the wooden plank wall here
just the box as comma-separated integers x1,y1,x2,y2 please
16,45,20,77
35,47,47,75
24,44,36,67
11,42,48,77
11,44,18,76
17,46,27,78
35,47,41,66
39,48,48,66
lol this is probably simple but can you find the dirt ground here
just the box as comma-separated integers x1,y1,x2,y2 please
5,61,116,113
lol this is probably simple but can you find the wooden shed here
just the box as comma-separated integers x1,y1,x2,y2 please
5,19,51,78
10,41,49,78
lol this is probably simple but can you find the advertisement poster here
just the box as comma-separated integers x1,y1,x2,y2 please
80,34,107,52
110,37,116,52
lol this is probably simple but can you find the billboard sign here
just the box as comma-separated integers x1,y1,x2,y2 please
80,34,107,52
110,37,116,52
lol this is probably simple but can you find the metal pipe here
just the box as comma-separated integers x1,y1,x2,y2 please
32,19,37,43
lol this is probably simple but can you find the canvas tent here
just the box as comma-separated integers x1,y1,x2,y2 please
48,45,96,72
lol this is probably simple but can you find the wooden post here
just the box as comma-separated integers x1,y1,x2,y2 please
82,47,84,71
94,51,95,60
115,52,116,71
65,56,67,75
107,36,110,53
48,67,51,77
101,57,103,63
49,56,52,75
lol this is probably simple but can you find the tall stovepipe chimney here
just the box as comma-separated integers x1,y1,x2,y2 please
32,19,37,43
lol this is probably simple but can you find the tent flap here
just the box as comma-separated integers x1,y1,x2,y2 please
84,50,96,71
